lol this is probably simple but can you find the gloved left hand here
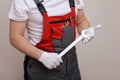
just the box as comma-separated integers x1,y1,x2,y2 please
82,25,101,43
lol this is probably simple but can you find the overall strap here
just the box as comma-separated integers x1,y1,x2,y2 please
34,0,46,15
69,0,75,7
34,0,75,15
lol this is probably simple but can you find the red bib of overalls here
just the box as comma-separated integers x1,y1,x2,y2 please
35,0,76,52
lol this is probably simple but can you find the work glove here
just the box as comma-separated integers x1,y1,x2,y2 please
81,25,101,43
39,52,63,69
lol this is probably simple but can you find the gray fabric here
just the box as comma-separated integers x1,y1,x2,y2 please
52,26,74,53
27,47,81,80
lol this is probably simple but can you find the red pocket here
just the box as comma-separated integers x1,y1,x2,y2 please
50,23,63,40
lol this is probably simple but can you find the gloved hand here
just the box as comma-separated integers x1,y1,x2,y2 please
39,52,63,69
81,25,101,43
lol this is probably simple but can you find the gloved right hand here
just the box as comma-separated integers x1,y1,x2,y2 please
81,25,101,43
39,52,63,69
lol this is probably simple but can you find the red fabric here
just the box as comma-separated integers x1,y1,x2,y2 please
50,23,63,39
35,12,53,51
35,7,76,52
71,7,76,39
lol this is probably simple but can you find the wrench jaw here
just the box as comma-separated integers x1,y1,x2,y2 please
81,29,90,38
81,25,102,39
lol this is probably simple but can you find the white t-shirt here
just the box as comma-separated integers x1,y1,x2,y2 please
8,0,84,45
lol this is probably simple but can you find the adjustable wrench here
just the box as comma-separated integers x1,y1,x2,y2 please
58,25,101,57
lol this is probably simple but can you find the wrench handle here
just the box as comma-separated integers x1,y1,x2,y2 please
58,35,83,57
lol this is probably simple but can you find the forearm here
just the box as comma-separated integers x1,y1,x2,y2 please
10,35,43,60
77,9,91,34
9,20,43,60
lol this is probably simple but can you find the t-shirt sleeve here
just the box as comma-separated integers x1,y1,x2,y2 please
8,0,29,21
75,0,84,9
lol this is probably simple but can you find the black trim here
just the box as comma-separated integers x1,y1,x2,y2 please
69,0,75,7
34,0,46,15
49,18,71,24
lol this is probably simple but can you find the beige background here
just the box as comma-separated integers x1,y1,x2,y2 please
0,0,120,80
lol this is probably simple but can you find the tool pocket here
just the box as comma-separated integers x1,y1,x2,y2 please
50,23,63,40
62,26,74,48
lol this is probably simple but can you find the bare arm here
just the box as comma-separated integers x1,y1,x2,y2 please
9,19,44,60
77,9,91,34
